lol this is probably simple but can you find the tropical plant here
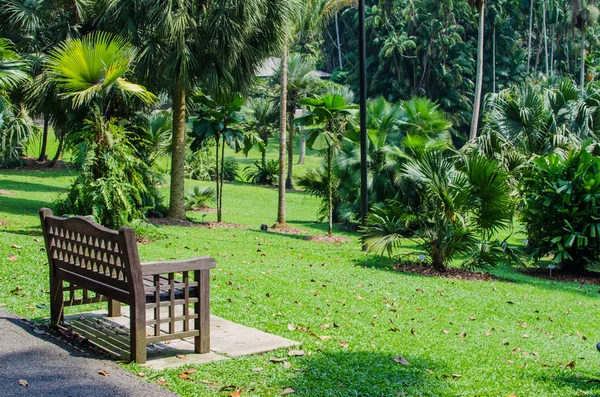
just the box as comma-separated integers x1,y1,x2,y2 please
520,141,600,274
100,0,297,220
189,93,260,222
185,185,216,210
185,148,215,182
244,159,280,185
243,97,279,168
298,93,357,235
362,149,514,271
297,165,341,222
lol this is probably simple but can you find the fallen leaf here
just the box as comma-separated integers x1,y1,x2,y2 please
287,323,296,331
178,374,192,380
288,350,304,357
565,361,576,369
469,316,476,321
522,334,529,338
320,324,330,330
339,341,348,348
137,372,146,377
230,389,242,397
393,357,410,365
9,254,16,261
426,369,434,374
284,361,292,369
270,357,287,363
184,368,197,375
442,330,448,334
416,289,423,293
98,370,110,377
282,387,296,395
157,377,168,385
176,354,187,359
319,335,331,341
252,368,263,372
18,379,28,387
452,374,462,378
459,332,466,338
11,245,22,249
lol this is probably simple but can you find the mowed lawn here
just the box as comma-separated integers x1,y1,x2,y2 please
1,168,600,397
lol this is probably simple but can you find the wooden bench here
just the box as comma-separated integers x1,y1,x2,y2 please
39,208,216,364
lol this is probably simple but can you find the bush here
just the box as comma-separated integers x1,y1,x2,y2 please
56,119,161,228
244,159,280,185
185,186,216,209
520,141,600,273
185,149,215,181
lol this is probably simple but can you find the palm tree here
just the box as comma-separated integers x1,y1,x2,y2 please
298,93,357,235
469,0,487,140
571,1,599,90
101,0,296,220
273,53,319,187
243,97,279,169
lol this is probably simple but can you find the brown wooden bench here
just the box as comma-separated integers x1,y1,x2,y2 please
39,208,216,364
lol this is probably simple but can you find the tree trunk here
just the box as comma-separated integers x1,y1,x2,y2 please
580,26,586,90
215,135,220,222
38,116,49,162
276,47,288,226
431,244,445,272
550,25,555,77
327,146,333,237
298,126,306,164
168,86,187,220
527,0,535,73
469,2,486,141
48,134,63,168
219,137,225,223
335,11,343,69
543,0,549,75
492,22,496,93
286,105,295,189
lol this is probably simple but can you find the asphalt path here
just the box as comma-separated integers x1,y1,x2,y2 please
0,309,178,397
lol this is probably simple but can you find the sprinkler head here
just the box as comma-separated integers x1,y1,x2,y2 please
597,342,600,352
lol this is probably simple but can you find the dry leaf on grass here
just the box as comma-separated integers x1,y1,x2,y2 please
98,370,110,376
393,357,410,365
282,387,296,394
18,379,28,387
288,350,304,357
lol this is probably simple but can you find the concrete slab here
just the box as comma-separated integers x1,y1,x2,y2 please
63,307,300,370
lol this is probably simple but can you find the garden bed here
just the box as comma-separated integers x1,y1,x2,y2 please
394,262,499,281
521,268,600,286
148,218,248,229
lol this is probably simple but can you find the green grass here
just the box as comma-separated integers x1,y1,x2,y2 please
1,169,600,396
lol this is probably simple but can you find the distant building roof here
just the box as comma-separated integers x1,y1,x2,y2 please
255,57,331,80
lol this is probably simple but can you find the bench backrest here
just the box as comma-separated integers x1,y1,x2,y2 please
40,208,142,300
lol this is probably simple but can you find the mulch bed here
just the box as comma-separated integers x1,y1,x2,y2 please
10,158,72,171
268,226,310,235
520,268,600,286
304,235,351,244
394,263,499,282
148,218,248,230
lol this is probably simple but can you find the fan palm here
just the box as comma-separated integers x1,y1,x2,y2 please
243,97,279,168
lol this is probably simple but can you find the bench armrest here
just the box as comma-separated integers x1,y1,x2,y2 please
141,257,216,276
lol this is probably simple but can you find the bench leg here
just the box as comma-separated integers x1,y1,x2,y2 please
49,272,64,326
108,299,121,317
130,300,147,364
195,270,210,354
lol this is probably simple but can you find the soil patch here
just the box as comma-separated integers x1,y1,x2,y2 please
148,218,248,229
268,226,309,235
394,263,499,282
304,235,351,244
521,268,600,286
9,158,73,171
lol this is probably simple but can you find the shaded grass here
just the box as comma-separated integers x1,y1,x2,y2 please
0,169,600,396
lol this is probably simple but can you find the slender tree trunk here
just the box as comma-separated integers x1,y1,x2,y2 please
327,146,333,237
298,133,306,165
261,149,266,168
276,47,288,227
48,134,63,168
470,2,486,141
38,116,49,162
543,0,549,75
286,106,295,189
580,27,586,90
335,11,343,69
492,22,497,93
215,135,220,223
550,25,555,77
168,86,187,220
219,137,225,223
527,0,535,73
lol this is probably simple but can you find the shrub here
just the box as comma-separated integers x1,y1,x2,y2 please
185,149,215,181
56,118,160,228
185,186,216,209
244,159,280,185
520,141,600,274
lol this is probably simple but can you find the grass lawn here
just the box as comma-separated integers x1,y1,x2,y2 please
1,168,600,396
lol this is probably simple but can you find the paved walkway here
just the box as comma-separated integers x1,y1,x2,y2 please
0,309,178,397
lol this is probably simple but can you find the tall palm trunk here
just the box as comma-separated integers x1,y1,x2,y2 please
215,135,221,223
219,137,226,222
48,134,64,168
327,146,333,236
168,86,187,220
38,116,49,162
286,107,295,189
276,47,288,226
298,133,306,165
543,0,549,75
335,11,343,69
580,26,586,90
527,0,535,73
469,1,486,141
492,22,496,93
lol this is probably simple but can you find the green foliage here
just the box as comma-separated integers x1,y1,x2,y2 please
297,165,341,222
244,159,280,185
520,141,600,274
185,148,215,182
185,185,216,209
362,149,514,270
56,117,160,228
